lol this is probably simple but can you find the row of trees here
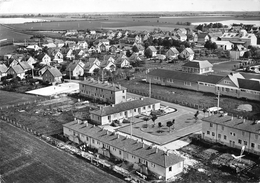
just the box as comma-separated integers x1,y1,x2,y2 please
196,23,228,31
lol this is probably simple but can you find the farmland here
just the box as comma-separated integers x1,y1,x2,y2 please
6,14,260,32
0,24,32,41
0,90,42,107
0,121,124,183
0,95,91,135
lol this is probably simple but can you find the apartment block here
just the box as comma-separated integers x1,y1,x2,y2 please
202,114,260,155
79,79,127,104
63,121,184,180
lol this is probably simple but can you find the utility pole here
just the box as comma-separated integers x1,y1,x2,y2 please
149,78,151,98
69,68,71,81
217,91,220,112
131,109,133,139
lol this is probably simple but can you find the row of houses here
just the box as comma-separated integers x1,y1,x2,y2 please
202,114,260,155
63,121,184,180
146,68,260,101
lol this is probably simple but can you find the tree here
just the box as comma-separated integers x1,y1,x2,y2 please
126,50,132,57
204,40,212,50
143,117,150,126
166,121,173,132
210,42,218,50
151,114,157,127
144,48,153,58
132,45,139,53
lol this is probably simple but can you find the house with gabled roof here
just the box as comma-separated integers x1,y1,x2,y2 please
63,121,184,180
18,61,32,72
180,48,194,61
165,47,179,60
176,33,187,42
66,60,85,77
84,58,100,75
53,50,64,63
0,63,8,80
132,43,145,55
7,65,25,79
214,41,234,50
115,58,131,68
25,56,37,69
216,72,244,98
66,48,75,60
146,46,157,57
129,53,142,62
42,67,62,83
100,55,116,71
182,60,213,74
77,41,88,49
37,53,51,65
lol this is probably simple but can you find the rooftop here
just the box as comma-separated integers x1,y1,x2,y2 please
80,79,126,92
182,60,213,69
202,114,260,134
148,69,223,84
90,98,160,116
63,121,184,167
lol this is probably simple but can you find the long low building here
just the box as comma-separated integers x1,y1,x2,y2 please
90,97,160,125
79,79,127,104
147,69,260,101
202,114,260,155
63,121,184,180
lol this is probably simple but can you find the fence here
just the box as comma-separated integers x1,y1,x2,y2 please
0,98,47,111
127,88,212,110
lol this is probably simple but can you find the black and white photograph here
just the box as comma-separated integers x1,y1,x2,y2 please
0,0,260,182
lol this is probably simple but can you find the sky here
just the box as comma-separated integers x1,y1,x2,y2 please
0,0,260,14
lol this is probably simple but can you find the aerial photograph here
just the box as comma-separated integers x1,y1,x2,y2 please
0,0,260,182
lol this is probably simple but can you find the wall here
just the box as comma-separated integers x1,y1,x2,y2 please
165,161,184,180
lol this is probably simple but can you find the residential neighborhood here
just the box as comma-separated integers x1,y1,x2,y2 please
1,9,260,183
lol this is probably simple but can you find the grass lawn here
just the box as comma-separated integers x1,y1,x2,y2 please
0,121,123,183
0,24,32,41
0,90,42,107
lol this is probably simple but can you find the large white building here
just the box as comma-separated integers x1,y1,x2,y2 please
63,121,184,180
202,114,260,155
79,79,127,104
90,98,161,125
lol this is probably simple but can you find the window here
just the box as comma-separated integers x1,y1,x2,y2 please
230,132,235,136
123,90,125,93
207,131,210,135
218,134,221,139
244,141,247,146
119,150,122,155
143,107,145,110
92,139,95,143
169,167,172,172
224,80,231,85
210,123,213,127
134,109,137,112
251,143,255,148
224,135,227,140
212,132,215,136
238,139,242,144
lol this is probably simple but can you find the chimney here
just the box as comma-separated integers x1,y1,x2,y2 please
142,143,145,148
231,115,233,121
106,130,109,135
84,120,88,126
140,97,144,100
155,147,159,153
111,104,115,107
117,134,120,139
243,118,246,123
74,117,77,122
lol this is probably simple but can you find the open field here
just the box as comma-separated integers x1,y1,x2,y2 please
0,24,32,41
0,121,124,183
0,96,80,135
0,90,42,107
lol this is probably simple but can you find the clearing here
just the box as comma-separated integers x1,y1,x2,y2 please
0,121,124,183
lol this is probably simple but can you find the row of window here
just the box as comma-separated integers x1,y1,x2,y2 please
206,131,260,150
69,128,160,168
209,123,259,139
